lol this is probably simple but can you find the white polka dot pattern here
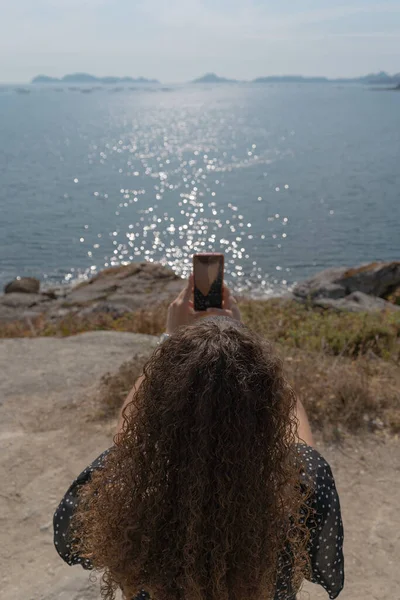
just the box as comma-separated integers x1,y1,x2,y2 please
297,444,344,599
53,444,344,599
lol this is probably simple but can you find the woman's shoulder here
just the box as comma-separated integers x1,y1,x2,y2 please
295,444,344,597
295,443,333,476
295,443,342,527
69,448,113,487
294,443,339,498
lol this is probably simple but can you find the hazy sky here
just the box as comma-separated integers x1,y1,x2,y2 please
1,0,400,82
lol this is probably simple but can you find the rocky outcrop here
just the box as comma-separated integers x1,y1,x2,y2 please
0,262,183,323
4,276,40,294
1,260,399,323
314,291,399,313
293,261,400,312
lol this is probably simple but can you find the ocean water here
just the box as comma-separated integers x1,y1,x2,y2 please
0,83,399,294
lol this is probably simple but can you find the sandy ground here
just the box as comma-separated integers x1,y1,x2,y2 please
0,332,399,600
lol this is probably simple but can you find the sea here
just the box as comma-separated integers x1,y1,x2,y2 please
0,83,399,295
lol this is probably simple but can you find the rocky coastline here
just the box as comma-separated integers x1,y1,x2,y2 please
0,260,399,324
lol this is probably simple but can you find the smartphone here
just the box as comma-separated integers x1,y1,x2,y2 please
193,253,224,311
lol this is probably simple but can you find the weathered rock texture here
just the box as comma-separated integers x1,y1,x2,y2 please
293,261,400,312
0,263,183,323
1,261,399,323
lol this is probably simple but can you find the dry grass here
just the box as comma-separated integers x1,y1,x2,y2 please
0,302,169,338
96,352,150,419
1,298,399,361
94,345,400,438
1,298,399,436
284,350,400,436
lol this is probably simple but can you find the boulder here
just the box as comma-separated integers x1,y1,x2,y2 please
0,262,185,323
315,292,400,313
340,262,400,297
4,277,40,294
64,262,183,309
293,261,400,311
293,267,348,300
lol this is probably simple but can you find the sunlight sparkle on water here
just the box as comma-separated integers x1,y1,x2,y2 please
65,104,294,295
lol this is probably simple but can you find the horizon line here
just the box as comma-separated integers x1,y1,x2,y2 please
1,70,399,86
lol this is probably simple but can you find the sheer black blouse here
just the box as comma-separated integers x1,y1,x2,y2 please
54,443,344,599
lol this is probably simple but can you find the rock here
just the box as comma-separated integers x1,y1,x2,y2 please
61,285,115,306
0,304,22,322
315,291,400,313
340,262,400,297
0,262,185,323
102,294,146,311
293,261,400,312
41,289,59,300
0,293,48,308
0,293,55,322
293,267,348,301
4,277,40,294
78,302,133,319
63,262,183,308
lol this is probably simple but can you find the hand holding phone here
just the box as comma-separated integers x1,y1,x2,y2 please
193,253,224,311
165,254,241,334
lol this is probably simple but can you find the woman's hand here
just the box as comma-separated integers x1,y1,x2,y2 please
165,275,241,335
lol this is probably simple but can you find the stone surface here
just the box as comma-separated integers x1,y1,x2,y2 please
4,276,40,294
315,291,400,312
0,303,24,321
0,262,185,323
0,331,157,600
78,302,133,319
293,261,400,312
1,260,399,324
0,292,49,308
340,261,400,297
293,267,348,300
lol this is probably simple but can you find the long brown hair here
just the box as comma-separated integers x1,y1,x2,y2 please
73,317,312,600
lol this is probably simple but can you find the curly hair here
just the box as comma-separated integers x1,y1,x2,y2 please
73,316,313,600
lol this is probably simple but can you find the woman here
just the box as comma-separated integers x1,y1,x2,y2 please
54,277,344,600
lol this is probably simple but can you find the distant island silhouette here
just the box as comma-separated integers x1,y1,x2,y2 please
32,73,159,85
192,73,239,84
192,71,400,85
30,70,400,87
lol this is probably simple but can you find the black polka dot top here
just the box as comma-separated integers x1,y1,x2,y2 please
54,443,344,600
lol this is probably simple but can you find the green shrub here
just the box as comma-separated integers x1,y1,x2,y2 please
240,299,400,361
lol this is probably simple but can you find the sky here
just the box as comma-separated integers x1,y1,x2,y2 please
1,0,400,83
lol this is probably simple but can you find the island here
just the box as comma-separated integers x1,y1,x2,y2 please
192,73,238,84
30,70,400,88
253,71,400,85
32,73,159,85
357,71,400,85
189,71,400,86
